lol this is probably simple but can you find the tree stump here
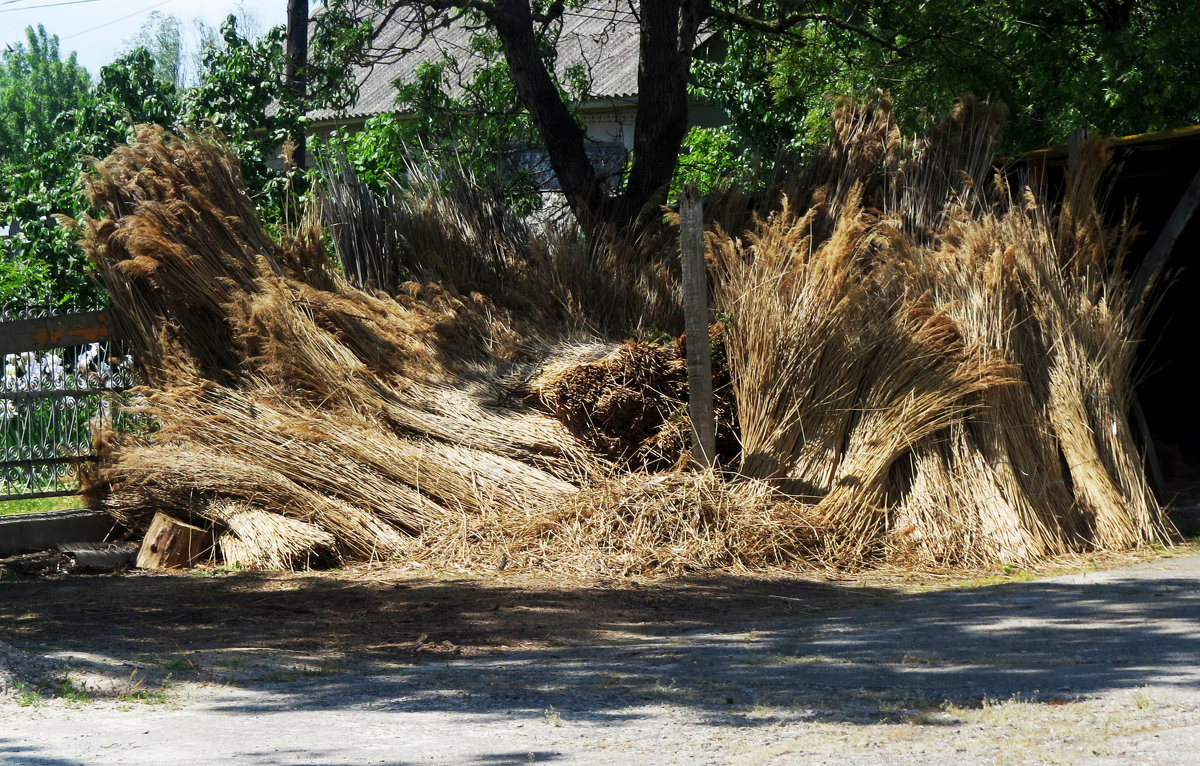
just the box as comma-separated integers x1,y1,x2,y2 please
135,513,213,569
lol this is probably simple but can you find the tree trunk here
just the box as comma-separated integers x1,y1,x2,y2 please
616,1,699,229
488,0,699,241
489,0,607,233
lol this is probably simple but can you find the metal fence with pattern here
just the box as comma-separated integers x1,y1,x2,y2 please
0,310,136,501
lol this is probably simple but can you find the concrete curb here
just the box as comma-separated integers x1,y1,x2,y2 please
0,509,117,556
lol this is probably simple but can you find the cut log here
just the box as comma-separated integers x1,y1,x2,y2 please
135,513,213,569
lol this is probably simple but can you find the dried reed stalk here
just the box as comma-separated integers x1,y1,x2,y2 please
417,470,820,577
79,127,594,566
208,501,336,570
710,98,1175,568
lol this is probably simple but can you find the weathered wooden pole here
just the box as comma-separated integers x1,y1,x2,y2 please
679,184,717,468
1067,127,1087,174
285,0,309,170
1128,163,1200,310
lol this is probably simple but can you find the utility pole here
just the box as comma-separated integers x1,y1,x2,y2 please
285,0,309,169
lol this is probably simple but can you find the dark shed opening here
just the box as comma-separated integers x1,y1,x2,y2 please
1014,127,1200,507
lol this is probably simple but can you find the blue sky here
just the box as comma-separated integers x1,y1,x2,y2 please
2,0,291,77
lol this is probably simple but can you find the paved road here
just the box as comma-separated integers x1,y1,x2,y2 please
3,555,1198,765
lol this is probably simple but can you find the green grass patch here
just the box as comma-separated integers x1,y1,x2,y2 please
0,495,83,516
14,677,92,707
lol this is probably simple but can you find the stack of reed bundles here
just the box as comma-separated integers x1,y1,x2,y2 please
76,107,1176,574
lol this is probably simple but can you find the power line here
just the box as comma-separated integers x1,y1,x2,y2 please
0,0,104,13
61,0,175,40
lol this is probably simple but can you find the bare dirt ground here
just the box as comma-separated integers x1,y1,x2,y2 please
1,546,1198,765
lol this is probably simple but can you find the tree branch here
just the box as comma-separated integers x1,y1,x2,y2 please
706,7,901,51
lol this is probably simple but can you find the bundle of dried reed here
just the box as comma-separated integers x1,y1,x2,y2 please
208,501,337,570
78,127,592,566
709,98,1175,568
524,326,738,470
77,107,1175,576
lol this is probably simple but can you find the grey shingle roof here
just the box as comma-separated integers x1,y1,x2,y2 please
309,1,641,124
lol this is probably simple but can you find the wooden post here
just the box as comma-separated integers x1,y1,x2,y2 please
680,185,716,468
1128,163,1200,310
1067,128,1087,174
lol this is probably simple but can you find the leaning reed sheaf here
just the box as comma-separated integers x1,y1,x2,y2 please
712,97,1174,566
76,108,1175,574
78,127,599,569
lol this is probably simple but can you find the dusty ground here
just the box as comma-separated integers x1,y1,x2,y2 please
1,547,1198,764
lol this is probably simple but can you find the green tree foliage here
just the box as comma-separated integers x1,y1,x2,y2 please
995,0,1200,143
0,16,307,311
672,126,757,197
0,26,91,165
183,16,307,214
0,26,96,310
697,0,1200,163
94,48,180,130
0,46,182,311
121,11,185,90
331,29,585,213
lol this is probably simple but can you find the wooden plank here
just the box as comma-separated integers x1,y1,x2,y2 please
0,311,112,353
679,185,716,468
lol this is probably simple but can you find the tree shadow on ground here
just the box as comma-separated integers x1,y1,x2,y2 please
2,561,1197,728
0,739,84,766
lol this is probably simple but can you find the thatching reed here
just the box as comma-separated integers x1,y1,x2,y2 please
414,470,820,577
76,105,1175,575
209,501,337,571
316,149,685,342
712,97,1174,567
524,326,737,469
78,127,595,568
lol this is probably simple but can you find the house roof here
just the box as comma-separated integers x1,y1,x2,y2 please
308,1,641,125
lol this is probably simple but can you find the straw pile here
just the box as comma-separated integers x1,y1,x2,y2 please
416,470,817,577
523,325,736,469
75,106,1176,574
711,97,1175,566
78,127,598,569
